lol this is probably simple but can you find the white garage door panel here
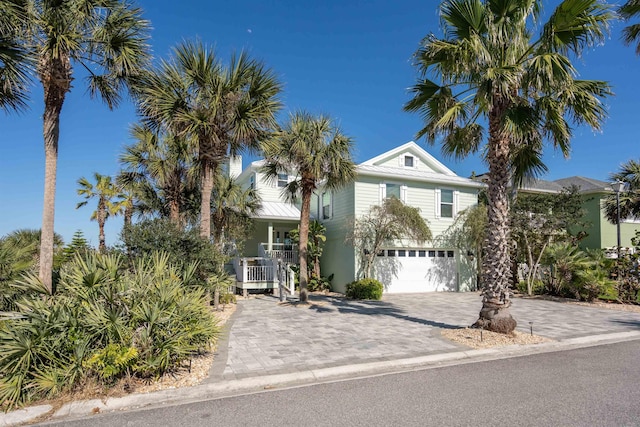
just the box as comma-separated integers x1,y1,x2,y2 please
375,250,457,293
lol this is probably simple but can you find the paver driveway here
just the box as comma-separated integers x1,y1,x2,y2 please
210,292,640,381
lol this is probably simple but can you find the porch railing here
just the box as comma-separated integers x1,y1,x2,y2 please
259,242,299,264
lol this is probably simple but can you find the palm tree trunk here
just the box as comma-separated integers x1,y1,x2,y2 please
298,187,312,302
38,55,71,294
169,198,180,226
200,159,214,240
473,97,517,334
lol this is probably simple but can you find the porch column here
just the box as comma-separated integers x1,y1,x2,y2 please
267,222,273,252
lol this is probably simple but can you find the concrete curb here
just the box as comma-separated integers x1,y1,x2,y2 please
4,330,640,426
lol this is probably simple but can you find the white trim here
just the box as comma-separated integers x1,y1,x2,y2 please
435,189,441,218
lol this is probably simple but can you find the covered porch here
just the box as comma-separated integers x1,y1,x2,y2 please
232,201,301,294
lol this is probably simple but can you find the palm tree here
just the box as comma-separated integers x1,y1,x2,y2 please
0,0,30,113
137,40,282,240
119,124,198,226
76,173,122,252
262,112,356,302
404,0,613,333
210,175,261,252
604,159,640,222
620,1,640,54
22,0,150,293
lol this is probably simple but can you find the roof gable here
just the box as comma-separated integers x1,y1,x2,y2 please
360,141,456,176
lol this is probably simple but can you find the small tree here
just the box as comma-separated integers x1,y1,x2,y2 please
346,197,432,279
290,220,326,279
511,186,587,295
76,173,122,252
442,203,487,290
62,230,91,261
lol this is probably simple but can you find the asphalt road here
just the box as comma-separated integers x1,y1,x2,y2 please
42,340,640,427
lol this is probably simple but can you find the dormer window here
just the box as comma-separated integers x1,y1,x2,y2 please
404,155,414,168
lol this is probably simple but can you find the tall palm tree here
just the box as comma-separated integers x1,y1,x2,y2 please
620,1,640,54
262,112,356,302
23,0,150,292
404,0,613,333
0,0,30,113
604,159,640,222
76,173,122,252
119,124,198,226
137,40,282,240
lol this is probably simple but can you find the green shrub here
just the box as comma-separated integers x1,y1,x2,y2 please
0,252,219,409
308,274,333,292
220,292,236,304
346,278,384,300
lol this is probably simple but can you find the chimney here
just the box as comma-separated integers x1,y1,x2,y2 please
228,155,242,179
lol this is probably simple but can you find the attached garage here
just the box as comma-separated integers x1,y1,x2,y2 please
374,248,458,293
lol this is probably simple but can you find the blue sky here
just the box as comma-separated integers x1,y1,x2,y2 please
1,0,639,247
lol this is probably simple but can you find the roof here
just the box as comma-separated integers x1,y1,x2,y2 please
357,164,484,188
553,176,610,193
519,176,611,194
253,201,301,221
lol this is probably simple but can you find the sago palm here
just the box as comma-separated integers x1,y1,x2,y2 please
19,0,151,293
76,173,122,252
405,0,613,333
137,40,282,240
262,111,356,302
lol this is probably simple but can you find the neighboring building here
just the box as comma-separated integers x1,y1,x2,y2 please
517,176,640,252
233,141,483,294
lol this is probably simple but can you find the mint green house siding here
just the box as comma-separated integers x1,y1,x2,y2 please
576,192,639,251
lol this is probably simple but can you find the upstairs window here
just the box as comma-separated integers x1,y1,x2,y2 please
249,173,255,189
404,155,414,167
322,191,332,219
277,173,288,188
440,189,453,218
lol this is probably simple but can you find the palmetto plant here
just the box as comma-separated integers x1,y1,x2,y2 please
262,112,356,302
137,40,282,240
404,0,613,333
76,172,123,252
0,252,218,409
12,0,151,293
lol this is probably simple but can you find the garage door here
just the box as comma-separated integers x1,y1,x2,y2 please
374,249,458,293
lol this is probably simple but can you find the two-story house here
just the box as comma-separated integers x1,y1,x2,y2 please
232,141,483,294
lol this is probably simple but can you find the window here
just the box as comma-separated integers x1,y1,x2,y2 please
386,183,401,200
440,189,454,218
387,249,396,257
418,250,426,257
322,192,332,219
409,250,416,257
249,174,255,189
376,250,384,257
428,250,436,257
447,250,454,258
398,250,406,257
404,155,414,167
277,173,288,188
438,250,445,257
